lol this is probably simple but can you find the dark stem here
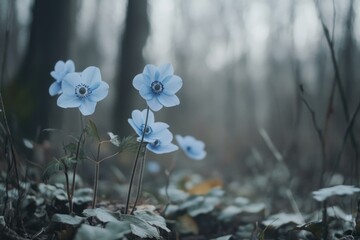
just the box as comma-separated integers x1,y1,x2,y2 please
92,143,101,208
322,200,328,240
130,146,147,214
62,161,72,214
125,106,150,214
69,131,85,213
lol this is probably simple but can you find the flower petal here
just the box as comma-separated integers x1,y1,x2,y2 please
146,98,163,111
159,64,174,80
89,81,109,102
50,71,61,81
57,94,82,108
128,118,143,137
79,100,97,116
82,66,101,86
141,109,155,125
62,73,81,94
157,94,180,107
163,76,183,95
147,142,178,154
139,86,154,100
65,60,75,72
49,82,62,96
54,61,65,72
143,64,158,80
133,74,149,89
151,122,170,134
187,150,206,160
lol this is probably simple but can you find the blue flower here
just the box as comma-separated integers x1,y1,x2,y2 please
175,135,206,160
128,109,170,143
133,64,183,111
57,66,109,116
49,60,75,96
147,130,179,154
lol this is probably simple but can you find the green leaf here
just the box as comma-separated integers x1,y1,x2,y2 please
117,135,138,153
120,214,160,239
105,221,132,238
83,208,119,223
74,224,114,240
51,214,83,225
86,119,100,141
134,210,170,232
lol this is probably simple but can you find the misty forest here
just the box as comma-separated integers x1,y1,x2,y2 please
1,0,360,239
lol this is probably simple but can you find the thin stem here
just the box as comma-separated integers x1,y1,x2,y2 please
125,106,150,214
322,200,328,240
62,161,72,214
131,146,147,214
69,131,85,213
92,143,102,208
162,154,178,216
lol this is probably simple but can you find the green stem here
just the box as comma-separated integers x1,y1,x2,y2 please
125,106,150,214
92,143,102,208
131,147,147,214
62,161,72,214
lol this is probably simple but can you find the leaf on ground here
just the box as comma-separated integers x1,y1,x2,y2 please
176,214,199,235
187,179,223,195
262,213,304,228
83,208,119,223
105,221,132,238
120,214,160,239
211,235,232,240
74,224,114,240
51,214,83,225
134,210,170,232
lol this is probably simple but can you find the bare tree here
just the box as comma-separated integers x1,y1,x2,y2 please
5,0,76,139
113,0,150,136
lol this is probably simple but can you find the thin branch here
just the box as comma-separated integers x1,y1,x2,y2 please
299,87,326,187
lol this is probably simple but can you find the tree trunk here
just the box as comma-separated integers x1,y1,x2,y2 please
113,0,150,136
5,0,76,139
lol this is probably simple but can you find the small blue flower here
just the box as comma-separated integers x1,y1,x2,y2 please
133,64,183,111
49,60,75,96
128,109,170,143
57,66,109,116
176,135,206,160
147,161,161,174
147,131,179,154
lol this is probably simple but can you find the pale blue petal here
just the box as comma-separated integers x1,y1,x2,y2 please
141,109,155,125
82,66,101,86
157,94,180,107
50,71,60,81
159,64,174,80
163,76,183,95
147,143,178,154
79,100,97,116
54,61,65,72
133,74,149,89
65,60,75,72
175,135,185,146
151,129,173,142
62,73,81,94
139,86,154,100
187,150,206,160
49,82,62,96
128,119,143,137
57,94,82,108
143,64,158,80
151,122,170,133
131,110,143,128
89,81,109,102
147,98,163,111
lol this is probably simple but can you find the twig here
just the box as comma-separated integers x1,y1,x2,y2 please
299,87,326,187
314,0,359,184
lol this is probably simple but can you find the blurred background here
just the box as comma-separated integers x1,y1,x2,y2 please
1,0,360,210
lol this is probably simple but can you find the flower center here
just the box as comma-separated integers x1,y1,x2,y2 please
151,81,164,94
75,84,92,98
141,124,152,135
186,146,192,152
152,139,161,147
